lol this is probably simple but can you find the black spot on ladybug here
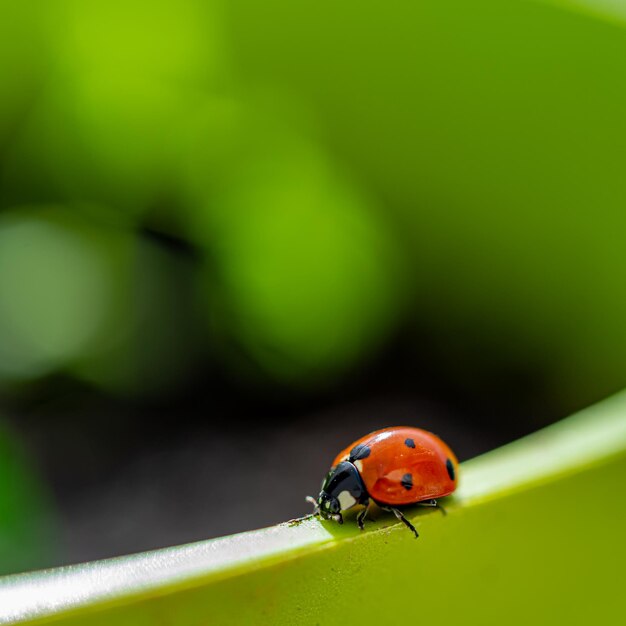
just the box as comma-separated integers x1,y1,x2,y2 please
401,473,413,490
349,444,371,461
446,459,456,481
404,438,415,448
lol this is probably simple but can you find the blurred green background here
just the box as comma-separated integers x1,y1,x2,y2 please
2,0,626,575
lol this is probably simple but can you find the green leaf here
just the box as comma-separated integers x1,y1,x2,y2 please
1,391,625,625
0,422,56,577
225,0,626,407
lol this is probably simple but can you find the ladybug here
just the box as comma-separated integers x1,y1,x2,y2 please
306,426,459,538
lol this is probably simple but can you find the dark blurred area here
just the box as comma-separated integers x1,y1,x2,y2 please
2,0,626,574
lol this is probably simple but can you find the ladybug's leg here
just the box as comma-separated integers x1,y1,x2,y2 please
356,499,370,531
381,505,419,539
418,499,447,516
287,513,317,526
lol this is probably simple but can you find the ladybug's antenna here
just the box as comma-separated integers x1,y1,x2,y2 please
287,496,319,527
305,495,319,514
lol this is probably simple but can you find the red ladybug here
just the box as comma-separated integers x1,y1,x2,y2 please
306,426,459,538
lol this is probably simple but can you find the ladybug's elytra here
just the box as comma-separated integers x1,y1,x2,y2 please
306,426,459,538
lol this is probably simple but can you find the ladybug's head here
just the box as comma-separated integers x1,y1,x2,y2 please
316,461,366,524
317,491,341,522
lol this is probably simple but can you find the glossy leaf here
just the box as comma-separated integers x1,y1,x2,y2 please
1,390,625,625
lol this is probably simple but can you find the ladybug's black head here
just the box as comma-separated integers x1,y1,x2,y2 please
317,461,367,523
